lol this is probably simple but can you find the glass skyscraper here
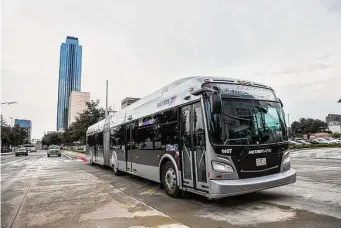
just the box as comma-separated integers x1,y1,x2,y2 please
56,36,82,130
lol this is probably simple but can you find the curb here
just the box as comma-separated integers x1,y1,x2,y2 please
1,152,14,156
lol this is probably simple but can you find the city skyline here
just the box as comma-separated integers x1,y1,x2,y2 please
56,36,83,130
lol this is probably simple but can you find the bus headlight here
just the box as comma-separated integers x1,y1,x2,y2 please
282,153,291,171
212,161,234,173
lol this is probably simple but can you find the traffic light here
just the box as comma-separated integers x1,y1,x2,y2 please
338,99,341,103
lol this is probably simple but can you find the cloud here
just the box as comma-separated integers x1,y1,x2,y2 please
2,0,341,138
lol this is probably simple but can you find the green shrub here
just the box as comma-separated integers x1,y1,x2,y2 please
289,143,341,150
331,132,341,139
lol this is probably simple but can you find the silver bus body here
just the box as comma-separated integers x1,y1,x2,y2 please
86,76,296,199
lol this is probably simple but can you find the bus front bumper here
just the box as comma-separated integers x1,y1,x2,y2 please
209,168,296,199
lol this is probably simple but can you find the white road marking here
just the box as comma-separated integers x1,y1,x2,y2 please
61,152,72,160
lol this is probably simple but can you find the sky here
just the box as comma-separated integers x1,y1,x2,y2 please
1,0,341,139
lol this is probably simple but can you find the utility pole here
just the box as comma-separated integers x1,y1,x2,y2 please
105,80,108,118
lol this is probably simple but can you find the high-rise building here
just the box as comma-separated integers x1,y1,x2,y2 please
14,119,32,142
56,36,82,130
68,91,90,127
121,97,140,109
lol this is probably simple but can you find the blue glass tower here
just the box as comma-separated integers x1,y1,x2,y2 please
56,36,82,130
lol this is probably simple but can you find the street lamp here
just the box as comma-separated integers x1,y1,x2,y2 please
1,101,18,105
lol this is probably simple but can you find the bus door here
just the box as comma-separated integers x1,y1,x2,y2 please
125,124,132,172
180,102,208,191
125,123,138,172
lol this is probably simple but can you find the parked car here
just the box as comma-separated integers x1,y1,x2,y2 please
288,140,302,145
296,139,311,145
47,145,61,157
313,138,330,144
15,147,28,156
310,139,321,144
1,147,11,153
28,146,37,152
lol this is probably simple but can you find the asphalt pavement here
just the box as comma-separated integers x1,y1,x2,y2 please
1,148,341,228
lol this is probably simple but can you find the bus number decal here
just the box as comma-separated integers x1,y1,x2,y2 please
221,149,232,155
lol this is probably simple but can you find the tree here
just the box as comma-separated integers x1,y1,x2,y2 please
62,100,106,144
291,118,328,139
1,116,11,146
9,125,28,146
42,132,63,146
1,115,27,146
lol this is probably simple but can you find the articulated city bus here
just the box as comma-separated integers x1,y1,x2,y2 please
86,77,296,199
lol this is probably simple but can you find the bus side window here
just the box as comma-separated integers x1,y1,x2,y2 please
117,126,125,150
155,109,178,150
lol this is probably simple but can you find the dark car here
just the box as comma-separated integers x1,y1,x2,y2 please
1,147,11,153
15,147,28,156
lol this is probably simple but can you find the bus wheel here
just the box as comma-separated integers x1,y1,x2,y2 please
162,161,180,197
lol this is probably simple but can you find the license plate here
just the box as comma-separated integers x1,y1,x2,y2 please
256,158,267,166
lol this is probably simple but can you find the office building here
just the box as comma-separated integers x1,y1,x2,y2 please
31,138,40,144
56,36,82,130
68,91,90,127
44,131,56,135
326,114,341,123
328,122,341,133
14,119,32,141
121,97,140,109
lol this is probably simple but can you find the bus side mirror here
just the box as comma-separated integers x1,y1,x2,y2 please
210,93,222,114
278,98,283,107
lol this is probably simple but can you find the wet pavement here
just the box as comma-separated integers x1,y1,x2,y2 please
1,148,341,228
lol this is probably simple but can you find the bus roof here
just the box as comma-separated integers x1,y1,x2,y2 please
86,76,272,135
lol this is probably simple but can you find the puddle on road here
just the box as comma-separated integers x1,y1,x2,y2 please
139,189,163,196
196,203,296,225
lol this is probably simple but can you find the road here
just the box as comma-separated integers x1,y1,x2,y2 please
1,148,341,228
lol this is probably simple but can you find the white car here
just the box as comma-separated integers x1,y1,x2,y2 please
47,145,61,157
326,138,341,144
315,138,331,144
288,140,302,145
296,139,311,145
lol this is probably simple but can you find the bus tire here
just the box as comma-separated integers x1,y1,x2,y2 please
162,161,180,198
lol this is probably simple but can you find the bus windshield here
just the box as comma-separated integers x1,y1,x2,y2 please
205,86,288,145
